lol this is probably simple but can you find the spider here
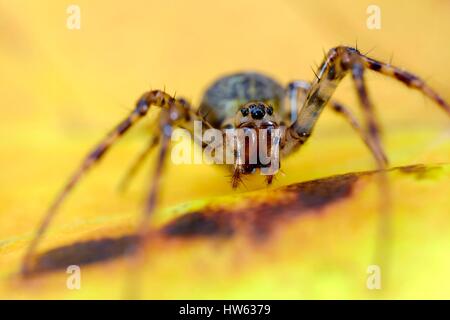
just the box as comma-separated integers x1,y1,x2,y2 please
22,46,450,274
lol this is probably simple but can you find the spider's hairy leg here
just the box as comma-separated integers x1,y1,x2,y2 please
285,80,310,123
361,56,450,116
21,89,187,275
282,48,345,155
349,60,394,282
119,97,205,193
329,100,389,165
137,114,172,235
284,47,389,167
283,46,394,281
349,61,386,168
284,77,388,165
117,135,159,193
282,45,450,286
136,97,213,232
126,100,217,297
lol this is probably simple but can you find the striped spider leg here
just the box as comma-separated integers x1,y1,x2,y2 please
285,80,388,164
282,45,450,272
117,130,159,193
283,46,450,161
21,90,211,275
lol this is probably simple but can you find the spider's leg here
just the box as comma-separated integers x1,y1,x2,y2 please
281,46,449,286
285,80,311,124
329,100,389,165
349,61,386,167
117,116,169,193
282,47,393,283
361,56,450,116
116,96,215,298
125,102,217,298
21,90,187,275
282,47,345,155
122,108,175,299
283,46,450,157
117,135,160,193
137,116,171,236
136,99,215,237
349,60,394,285
285,80,388,164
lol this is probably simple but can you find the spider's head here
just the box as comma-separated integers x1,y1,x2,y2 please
235,102,277,129
232,101,281,177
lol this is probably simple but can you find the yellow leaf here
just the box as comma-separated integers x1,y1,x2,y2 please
0,0,449,299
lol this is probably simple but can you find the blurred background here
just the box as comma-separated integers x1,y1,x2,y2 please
0,0,449,299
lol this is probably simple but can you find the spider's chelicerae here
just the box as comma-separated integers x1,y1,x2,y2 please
22,46,450,273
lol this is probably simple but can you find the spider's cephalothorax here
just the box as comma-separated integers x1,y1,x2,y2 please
199,73,284,184
198,72,284,129
22,46,450,274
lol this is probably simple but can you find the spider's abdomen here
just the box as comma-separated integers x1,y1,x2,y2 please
198,72,284,128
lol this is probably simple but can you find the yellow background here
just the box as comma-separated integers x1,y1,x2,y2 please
0,0,449,299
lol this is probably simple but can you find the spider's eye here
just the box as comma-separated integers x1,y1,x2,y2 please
266,106,273,115
249,104,265,120
240,108,249,117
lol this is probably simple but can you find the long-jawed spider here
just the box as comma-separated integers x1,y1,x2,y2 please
22,46,450,274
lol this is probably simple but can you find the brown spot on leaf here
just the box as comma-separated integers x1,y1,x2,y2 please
22,164,443,275
24,236,138,276
285,172,358,209
23,170,361,275
396,164,442,180
162,171,360,240
162,211,234,238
